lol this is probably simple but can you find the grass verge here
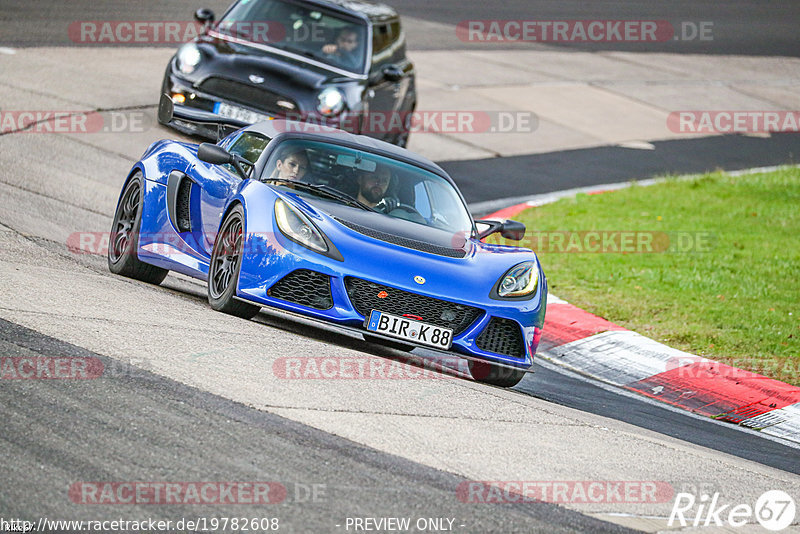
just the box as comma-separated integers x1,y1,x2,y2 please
495,167,800,385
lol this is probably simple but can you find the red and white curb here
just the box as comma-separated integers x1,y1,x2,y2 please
482,168,800,445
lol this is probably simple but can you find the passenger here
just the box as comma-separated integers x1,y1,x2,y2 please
268,145,309,182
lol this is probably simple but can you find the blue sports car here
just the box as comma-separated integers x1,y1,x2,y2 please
108,97,547,387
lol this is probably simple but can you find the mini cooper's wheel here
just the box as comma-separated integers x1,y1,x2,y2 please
468,360,527,388
208,205,261,319
108,172,169,285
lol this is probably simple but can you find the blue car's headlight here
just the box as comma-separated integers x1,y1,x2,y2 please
496,260,539,298
177,43,202,75
274,198,328,253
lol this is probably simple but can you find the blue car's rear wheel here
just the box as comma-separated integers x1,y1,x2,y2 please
468,360,526,388
208,205,261,319
107,172,169,285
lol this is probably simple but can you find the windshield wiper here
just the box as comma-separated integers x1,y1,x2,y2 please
266,179,373,211
276,43,314,57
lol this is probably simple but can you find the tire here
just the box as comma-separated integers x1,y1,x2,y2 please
207,205,261,319
468,360,527,388
108,172,169,285
363,333,414,352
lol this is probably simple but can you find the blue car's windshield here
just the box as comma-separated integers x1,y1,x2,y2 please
261,139,474,235
218,0,367,73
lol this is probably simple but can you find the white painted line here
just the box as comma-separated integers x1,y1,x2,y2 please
0,47,16,55
546,294,568,305
617,141,655,150
742,403,800,442
544,330,706,387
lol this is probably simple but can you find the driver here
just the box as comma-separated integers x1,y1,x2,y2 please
321,28,361,71
356,165,399,212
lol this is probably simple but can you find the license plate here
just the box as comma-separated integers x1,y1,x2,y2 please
213,101,271,124
365,310,453,350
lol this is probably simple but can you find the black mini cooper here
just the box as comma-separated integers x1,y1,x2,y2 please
160,0,417,146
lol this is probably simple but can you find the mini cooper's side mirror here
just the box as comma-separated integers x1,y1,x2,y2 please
382,65,404,83
475,219,526,241
194,8,216,27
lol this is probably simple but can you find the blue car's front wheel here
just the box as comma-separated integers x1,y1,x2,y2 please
468,360,526,388
108,172,169,285
208,205,261,319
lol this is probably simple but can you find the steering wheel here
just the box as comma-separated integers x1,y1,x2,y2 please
388,203,426,224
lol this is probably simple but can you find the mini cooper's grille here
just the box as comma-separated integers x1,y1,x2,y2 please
345,277,482,335
199,77,298,117
268,270,333,310
335,218,467,258
476,318,525,358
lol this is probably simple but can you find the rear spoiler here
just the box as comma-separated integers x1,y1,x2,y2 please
158,93,250,141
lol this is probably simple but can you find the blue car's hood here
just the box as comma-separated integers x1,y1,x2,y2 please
277,191,542,309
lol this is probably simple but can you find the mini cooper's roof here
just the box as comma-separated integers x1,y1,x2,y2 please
247,119,450,181
308,0,399,23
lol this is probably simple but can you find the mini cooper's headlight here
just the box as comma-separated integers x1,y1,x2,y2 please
497,260,539,298
274,198,328,253
316,87,345,117
177,43,202,75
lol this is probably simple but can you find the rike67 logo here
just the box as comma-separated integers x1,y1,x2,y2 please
669,490,796,531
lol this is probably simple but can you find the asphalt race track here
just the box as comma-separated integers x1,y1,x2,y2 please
1,1,799,533
0,319,629,533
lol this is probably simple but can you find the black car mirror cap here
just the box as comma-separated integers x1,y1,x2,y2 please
194,8,216,27
500,220,526,241
475,219,526,241
382,65,404,82
198,144,253,180
198,143,233,165
368,65,404,86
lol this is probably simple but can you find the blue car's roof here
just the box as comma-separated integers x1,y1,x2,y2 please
245,119,451,182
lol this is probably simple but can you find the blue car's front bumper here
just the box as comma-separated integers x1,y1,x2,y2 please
235,196,546,370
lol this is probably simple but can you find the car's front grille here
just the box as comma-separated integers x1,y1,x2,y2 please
198,77,297,117
268,270,333,310
335,218,467,258
344,277,482,335
476,317,525,358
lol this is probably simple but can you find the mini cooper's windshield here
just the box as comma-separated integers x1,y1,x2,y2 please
261,139,474,235
218,0,368,73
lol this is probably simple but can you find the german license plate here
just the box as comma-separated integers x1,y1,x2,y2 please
365,310,453,350
213,101,271,124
